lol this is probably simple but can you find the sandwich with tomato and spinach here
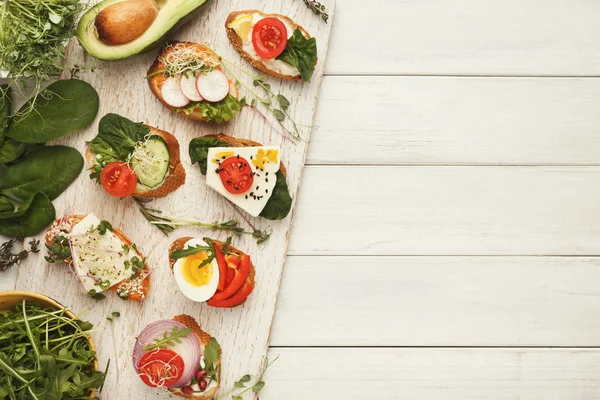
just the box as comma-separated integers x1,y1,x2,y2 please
226,10,318,81
133,315,221,398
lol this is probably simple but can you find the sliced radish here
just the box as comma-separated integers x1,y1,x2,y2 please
196,70,229,103
180,74,203,102
161,76,190,108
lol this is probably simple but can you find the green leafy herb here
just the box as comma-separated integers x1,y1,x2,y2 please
171,238,220,269
45,234,71,263
7,80,99,142
0,146,84,203
214,355,277,400
96,220,113,235
142,326,193,351
0,238,40,272
302,0,329,22
176,95,243,123
202,337,221,382
151,218,271,244
276,29,318,81
0,192,56,238
106,311,120,321
132,197,176,236
0,301,106,397
87,289,106,301
189,137,292,221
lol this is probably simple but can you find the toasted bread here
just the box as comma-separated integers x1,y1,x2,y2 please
45,215,151,301
169,237,256,307
167,314,221,399
147,42,239,121
86,126,185,198
203,133,287,177
225,10,316,81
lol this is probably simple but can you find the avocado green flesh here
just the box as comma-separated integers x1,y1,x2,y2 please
77,0,209,61
131,137,170,188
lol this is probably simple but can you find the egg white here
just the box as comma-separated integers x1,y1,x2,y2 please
173,238,220,302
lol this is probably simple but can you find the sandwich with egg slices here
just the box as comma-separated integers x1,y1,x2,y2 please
169,237,256,308
86,113,186,198
226,10,318,81
188,133,292,220
133,315,221,398
45,214,151,301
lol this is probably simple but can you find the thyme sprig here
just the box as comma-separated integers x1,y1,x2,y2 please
133,197,176,235
302,0,329,23
0,239,40,272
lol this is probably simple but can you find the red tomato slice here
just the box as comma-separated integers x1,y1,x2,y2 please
218,156,254,194
138,349,184,388
100,162,138,197
252,17,288,59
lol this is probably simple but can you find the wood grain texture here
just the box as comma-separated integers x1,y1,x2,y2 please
272,256,600,347
12,0,335,398
262,348,600,400
309,76,600,165
326,0,600,76
289,166,600,255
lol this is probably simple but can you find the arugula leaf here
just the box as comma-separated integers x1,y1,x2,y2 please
177,95,242,124
276,29,318,81
171,244,212,259
0,192,55,237
188,138,292,220
142,326,193,351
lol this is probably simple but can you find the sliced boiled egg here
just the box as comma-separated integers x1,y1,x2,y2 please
173,238,220,302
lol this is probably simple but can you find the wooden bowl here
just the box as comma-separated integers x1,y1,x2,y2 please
0,291,100,396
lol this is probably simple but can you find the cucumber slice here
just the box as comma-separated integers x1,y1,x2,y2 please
130,137,170,188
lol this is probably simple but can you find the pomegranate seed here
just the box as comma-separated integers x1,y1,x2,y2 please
195,370,207,380
181,386,194,394
199,378,208,391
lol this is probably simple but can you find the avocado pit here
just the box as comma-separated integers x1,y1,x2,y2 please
95,0,159,45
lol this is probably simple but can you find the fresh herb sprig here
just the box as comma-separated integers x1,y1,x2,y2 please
0,239,40,272
133,197,176,235
142,326,193,351
302,0,329,23
45,234,71,263
171,237,232,269
213,355,278,400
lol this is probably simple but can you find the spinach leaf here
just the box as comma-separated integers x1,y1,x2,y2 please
276,28,318,81
0,139,25,164
0,196,13,213
188,137,292,220
189,136,228,174
259,170,292,220
0,146,83,203
89,113,150,162
178,95,242,123
0,192,55,237
6,79,99,143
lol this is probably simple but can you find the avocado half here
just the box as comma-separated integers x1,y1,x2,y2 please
77,0,210,61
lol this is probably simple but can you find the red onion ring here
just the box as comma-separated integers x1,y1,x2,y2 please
132,319,202,388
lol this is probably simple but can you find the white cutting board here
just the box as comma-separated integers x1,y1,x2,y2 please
13,0,335,397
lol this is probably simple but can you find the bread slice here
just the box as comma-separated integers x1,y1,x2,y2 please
168,237,256,307
86,126,185,198
225,10,315,80
45,215,151,301
203,133,287,176
147,41,239,121
168,314,221,399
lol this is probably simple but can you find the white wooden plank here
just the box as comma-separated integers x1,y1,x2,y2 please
327,0,600,76
289,166,600,255
272,256,600,347
309,76,600,165
12,0,336,398
262,348,600,400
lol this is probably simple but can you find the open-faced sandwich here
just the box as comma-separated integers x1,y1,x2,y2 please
169,237,256,308
226,10,318,81
45,213,151,301
189,133,292,220
133,315,221,398
87,113,185,198
147,41,242,123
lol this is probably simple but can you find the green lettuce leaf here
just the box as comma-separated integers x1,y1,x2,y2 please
276,29,318,81
178,95,242,124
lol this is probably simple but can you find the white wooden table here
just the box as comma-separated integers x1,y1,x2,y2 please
5,0,600,398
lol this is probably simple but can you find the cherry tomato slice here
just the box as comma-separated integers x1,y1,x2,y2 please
100,162,138,197
218,156,254,194
252,17,288,59
138,349,184,388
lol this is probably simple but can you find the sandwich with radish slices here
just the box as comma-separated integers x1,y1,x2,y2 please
147,41,242,123
133,315,221,398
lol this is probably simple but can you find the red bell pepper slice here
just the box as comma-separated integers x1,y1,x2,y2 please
213,243,227,291
208,281,254,308
210,254,251,302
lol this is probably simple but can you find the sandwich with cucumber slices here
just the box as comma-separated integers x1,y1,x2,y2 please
87,113,186,198
189,133,292,220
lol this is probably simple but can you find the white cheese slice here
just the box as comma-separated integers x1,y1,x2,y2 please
206,146,280,217
68,214,134,293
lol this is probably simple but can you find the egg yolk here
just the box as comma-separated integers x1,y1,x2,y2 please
182,252,213,286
